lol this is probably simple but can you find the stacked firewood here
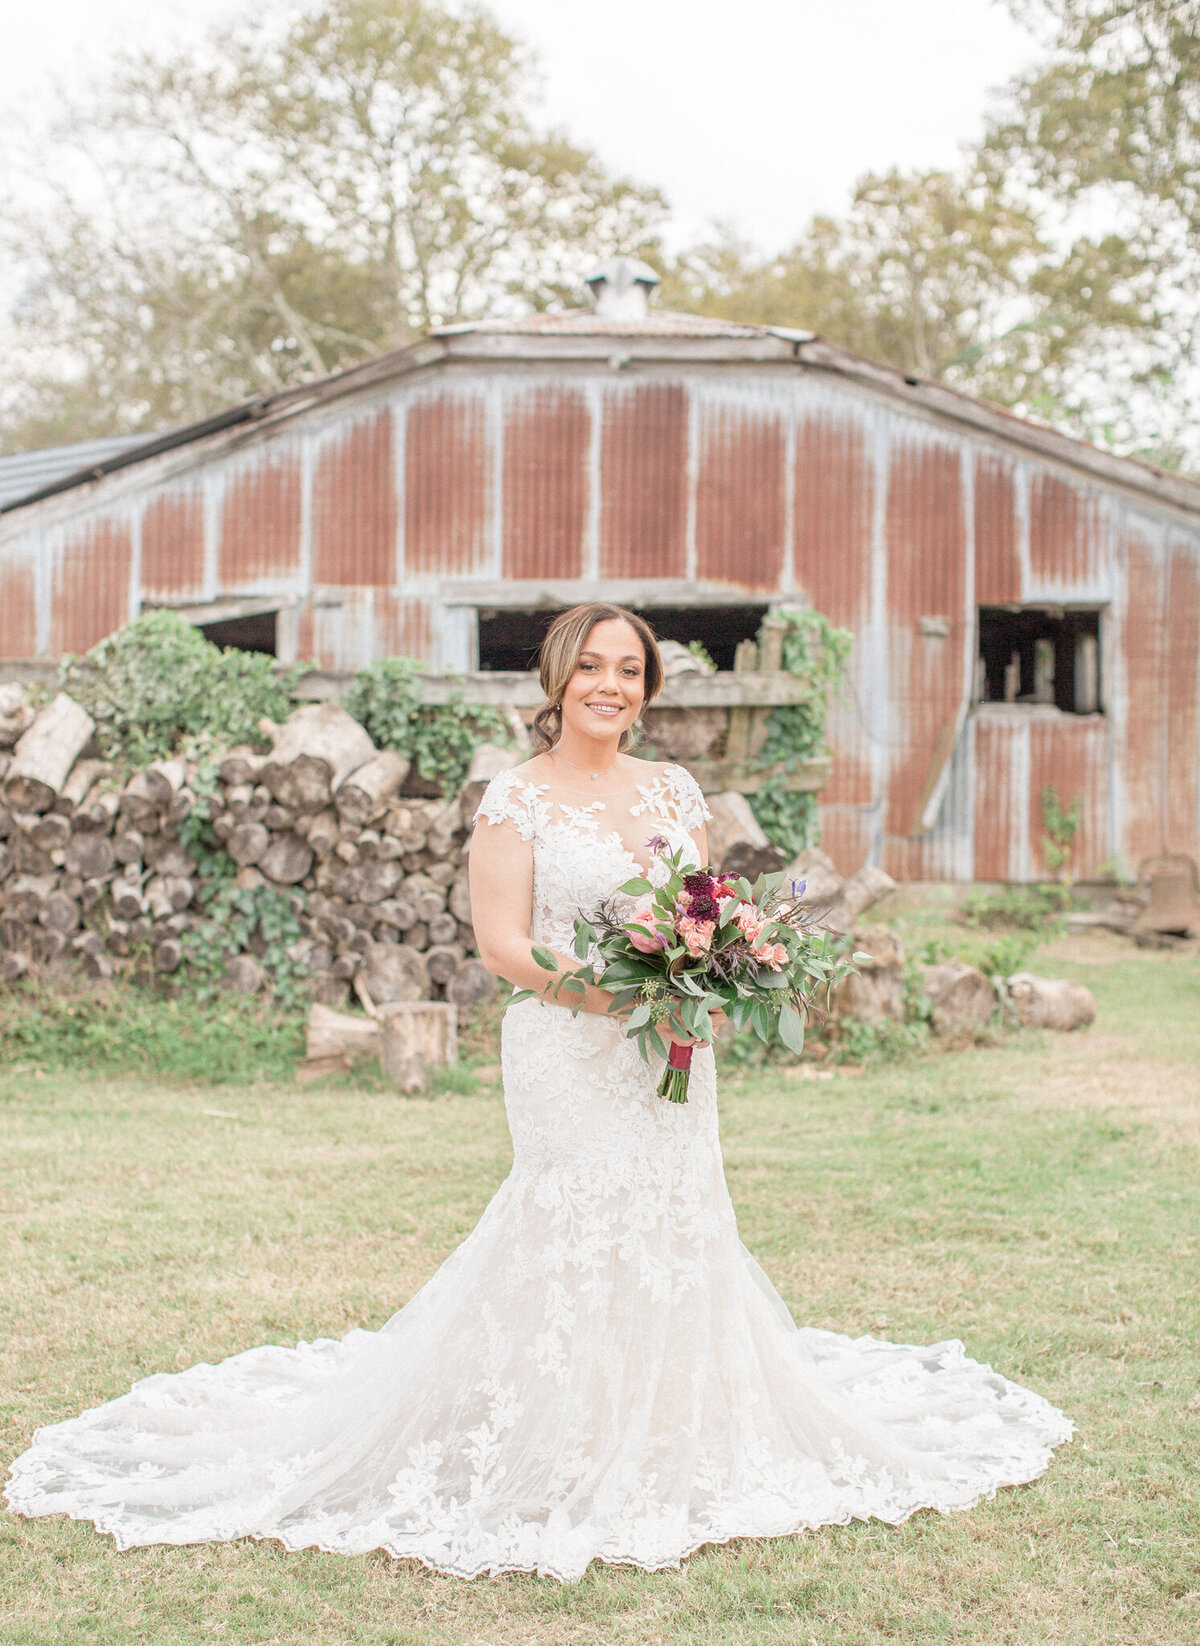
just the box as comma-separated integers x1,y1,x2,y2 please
0,686,495,1009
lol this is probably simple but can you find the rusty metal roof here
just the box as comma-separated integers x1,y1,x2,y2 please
431,309,781,340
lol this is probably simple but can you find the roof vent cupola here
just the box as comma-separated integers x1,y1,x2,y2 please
584,256,660,321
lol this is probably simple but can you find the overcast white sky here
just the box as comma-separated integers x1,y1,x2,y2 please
2,0,1039,251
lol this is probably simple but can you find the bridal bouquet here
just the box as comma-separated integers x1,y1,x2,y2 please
517,839,864,1102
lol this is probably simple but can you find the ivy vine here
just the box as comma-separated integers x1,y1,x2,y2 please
346,657,514,798
748,609,852,858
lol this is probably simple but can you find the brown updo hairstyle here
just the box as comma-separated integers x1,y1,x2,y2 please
531,603,664,754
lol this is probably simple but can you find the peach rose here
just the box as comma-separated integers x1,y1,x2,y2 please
677,915,715,958
754,941,789,970
734,903,766,944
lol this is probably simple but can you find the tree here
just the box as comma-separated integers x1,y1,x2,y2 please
0,0,666,450
661,166,1160,440
980,0,1200,464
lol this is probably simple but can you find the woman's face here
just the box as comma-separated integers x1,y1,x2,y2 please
559,618,646,748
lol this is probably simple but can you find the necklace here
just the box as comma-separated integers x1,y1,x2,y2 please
551,746,618,783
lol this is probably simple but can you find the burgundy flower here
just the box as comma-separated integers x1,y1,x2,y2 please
688,894,720,923
683,871,714,896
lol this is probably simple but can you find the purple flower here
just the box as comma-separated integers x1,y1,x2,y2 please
683,871,714,895
688,894,720,922
647,834,669,855
790,878,807,900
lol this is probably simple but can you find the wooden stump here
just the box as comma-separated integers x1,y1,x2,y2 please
4,694,95,813
378,1001,458,1094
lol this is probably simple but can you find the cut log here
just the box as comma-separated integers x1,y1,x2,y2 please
143,760,187,805
0,844,10,881
75,790,120,834
81,950,114,981
448,875,472,925
923,963,995,1036
34,927,67,961
0,950,29,982
259,833,314,886
262,804,294,832
335,751,411,828
0,917,32,952
111,881,147,920
426,911,459,947
425,943,464,985
822,867,896,933
56,758,113,814
80,879,106,913
336,859,405,906
143,838,196,877
258,704,375,814
65,832,115,880
113,831,144,867
305,809,341,856
304,1002,380,1064
1005,973,1096,1031
833,924,905,1025
0,683,36,750
3,694,95,813
359,940,430,1004
40,892,80,934
119,771,164,827
153,937,183,973
447,959,497,1008
378,1001,458,1095
227,821,270,866
219,747,263,787
224,955,265,994
372,895,418,933
30,813,71,855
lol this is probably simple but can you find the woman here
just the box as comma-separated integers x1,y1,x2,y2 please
5,603,1071,1580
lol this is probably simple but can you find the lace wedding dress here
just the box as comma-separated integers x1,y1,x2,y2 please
5,763,1071,1580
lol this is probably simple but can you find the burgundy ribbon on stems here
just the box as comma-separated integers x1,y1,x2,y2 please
658,1038,694,1103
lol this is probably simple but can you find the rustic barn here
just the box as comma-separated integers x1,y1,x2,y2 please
1,257,1198,883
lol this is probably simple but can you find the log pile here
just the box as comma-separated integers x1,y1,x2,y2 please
0,687,495,1010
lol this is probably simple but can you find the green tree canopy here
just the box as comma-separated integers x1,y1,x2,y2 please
0,0,665,449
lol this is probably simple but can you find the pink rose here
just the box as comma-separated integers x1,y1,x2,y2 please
754,941,788,970
677,915,715,957
628,900,667,953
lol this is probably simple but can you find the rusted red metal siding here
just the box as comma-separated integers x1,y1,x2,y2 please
1165,540,1200,853
795,415,874,809
1028,471,1103,591
694,403,786,588
1118,525,1169,863
219,458,302,586
405,394,489,576
0,561,37,656
312,410,397,587
50,519,133,654
882,440,967,838
816,806,873,879
974,452,1021,604
502,388,590,580
598,384,688,577
299,590,435,671
1028,716,1109,878
973,714,1020,880
141,490,206,599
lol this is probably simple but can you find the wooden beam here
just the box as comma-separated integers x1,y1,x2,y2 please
291,669,817,709
687,756,831,795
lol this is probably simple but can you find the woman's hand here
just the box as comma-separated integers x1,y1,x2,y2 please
664,1006,729,1048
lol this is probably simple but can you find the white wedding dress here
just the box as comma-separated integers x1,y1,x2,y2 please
5,763,1072,1580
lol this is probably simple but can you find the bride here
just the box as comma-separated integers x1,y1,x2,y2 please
5,602,1071,1580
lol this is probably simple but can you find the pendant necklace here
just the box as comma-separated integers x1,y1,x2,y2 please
551,746,617,783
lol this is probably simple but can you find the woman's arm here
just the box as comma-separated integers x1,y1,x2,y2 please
468,818,624,1018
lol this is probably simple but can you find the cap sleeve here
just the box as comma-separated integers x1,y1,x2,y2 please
473,767,543,842
665,764,711,833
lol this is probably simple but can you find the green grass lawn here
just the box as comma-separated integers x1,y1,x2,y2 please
1,935,1198,1645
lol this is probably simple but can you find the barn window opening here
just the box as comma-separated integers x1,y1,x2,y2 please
976,607,1101,714
198,610,278,656
477,604,768,672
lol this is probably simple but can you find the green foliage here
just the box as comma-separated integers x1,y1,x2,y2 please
1041,783,1083,882
834,1015,931,1065
184,879,311,1012
63,612,301,767
977,930,1039,983
346,657,513,798
0,980,304,1084
748,609,852,857
963,881,1072,935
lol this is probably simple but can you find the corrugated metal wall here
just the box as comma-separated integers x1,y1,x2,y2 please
2,358,1198,881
